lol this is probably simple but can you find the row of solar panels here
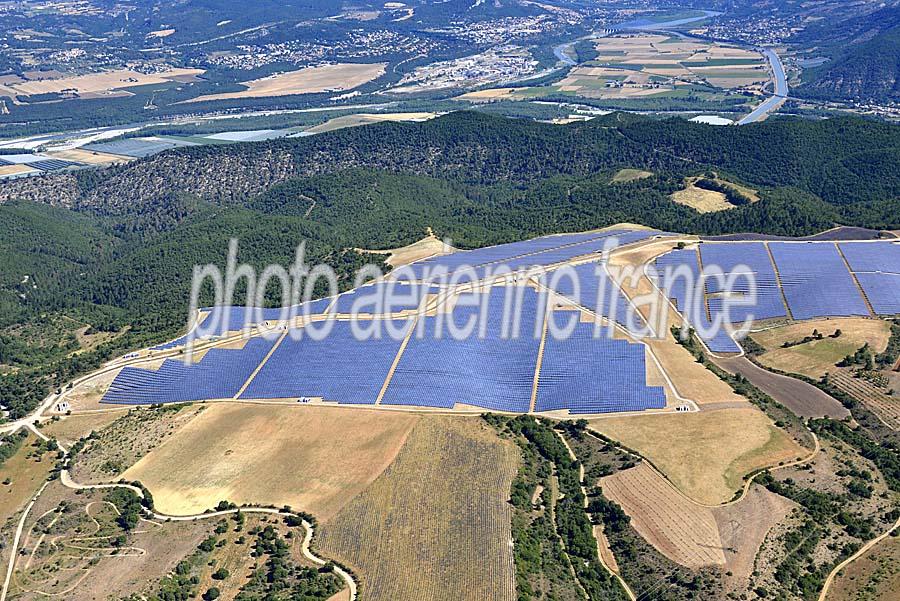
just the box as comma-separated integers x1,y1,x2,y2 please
0,157,78,172
150,228,666,351
653,241,900,353
106,286,666,415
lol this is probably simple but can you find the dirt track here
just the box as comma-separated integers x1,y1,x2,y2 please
711,356,849,419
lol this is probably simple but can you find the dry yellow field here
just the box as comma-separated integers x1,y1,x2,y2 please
590,407,803,504
317,416,518,601
456,87,516,101
187,62,386,103
671,183,732,213
302,111,436,134
0,434,54,526
0,165,39,177
45,148,133,165
360,234,450,268
122,404,419,519
0,67,204,97
752,318,891,378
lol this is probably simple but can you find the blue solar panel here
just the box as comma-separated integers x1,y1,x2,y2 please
240,320,411,404
541,261,649,336
854,273,900,315
382,286,542,412
700,242,787,323
151,299,335,350
769,243,869,320
652,248,742,353
839,242,900,274
102,337,276,404
402,229,667,281
536,322,665,414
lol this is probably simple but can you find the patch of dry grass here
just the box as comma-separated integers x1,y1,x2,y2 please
187,63,385,103
752,318,891,379
122,404,419,519
590,407,803,505
317,416,518,601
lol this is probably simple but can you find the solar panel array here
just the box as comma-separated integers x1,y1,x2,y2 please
149,299,334,350
31,159,77,172
332,282,433,315
84,137,194,158
102,337,276,404
768,243,869,320
652,248,742,353
382,286,543,412
240,320,413,404
838,242,900,274
541,261,648,335
699,242,787,323
838,242,900,314
536,323,665,414
402,229,665,281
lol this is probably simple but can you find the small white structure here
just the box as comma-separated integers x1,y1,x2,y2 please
55,400,71,413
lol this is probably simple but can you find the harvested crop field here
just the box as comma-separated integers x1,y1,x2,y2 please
713,355,850,419
317,416,519,601
0,67,204,97
600,462,794,579
752,318,891,379
122,404,419,518
600,462,725,568
45,148,132,165
590,407,803,504
187,62,386,103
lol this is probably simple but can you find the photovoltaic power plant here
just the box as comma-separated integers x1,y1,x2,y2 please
240,319,414,404
382,286,543,412
838,242,900,314
768,242,869,319
699,242,787,323
652,247,742,353
653,240,900,354
536,323,666,413
103,337,277,404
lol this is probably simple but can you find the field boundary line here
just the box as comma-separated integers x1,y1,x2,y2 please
233,329,289,399
586,426,820,509
529,303,551,413
764,241,794,320
375,315,419,404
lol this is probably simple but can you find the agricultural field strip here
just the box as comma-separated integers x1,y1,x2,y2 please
587,426,820,510
829,372,900,430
